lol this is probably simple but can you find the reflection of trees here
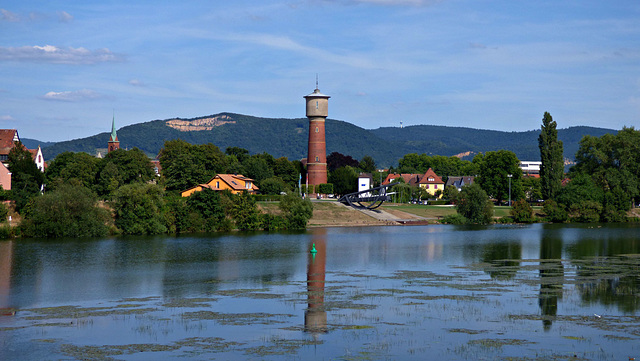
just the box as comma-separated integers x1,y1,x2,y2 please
567,235,640,313
0,241,13,309
480,242,522,280
305,229,327,338
539,235,563,331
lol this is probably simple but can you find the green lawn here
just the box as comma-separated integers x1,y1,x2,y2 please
383,204,542,219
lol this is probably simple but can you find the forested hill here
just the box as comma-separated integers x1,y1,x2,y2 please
41,112,616,167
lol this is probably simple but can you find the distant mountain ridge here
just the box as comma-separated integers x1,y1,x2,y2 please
40,113,617,168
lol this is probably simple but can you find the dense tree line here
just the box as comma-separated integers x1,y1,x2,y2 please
10,141,313,238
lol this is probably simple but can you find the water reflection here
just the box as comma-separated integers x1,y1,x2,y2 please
0,241,12,313
480,242,522,280
305,228,327,338
539,231,564,331
567,228,640,313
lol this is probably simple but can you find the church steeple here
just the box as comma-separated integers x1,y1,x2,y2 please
108,114,120,153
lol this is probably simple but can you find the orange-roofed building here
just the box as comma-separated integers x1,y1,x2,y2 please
181,174,259,197
382,168,445,198
418,168,445,197
382,173,422,187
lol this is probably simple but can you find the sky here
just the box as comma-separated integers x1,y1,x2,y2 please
1,0,639,142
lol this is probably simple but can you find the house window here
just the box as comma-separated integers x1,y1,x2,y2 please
428,177,434,182
246,182,251,189
216,181,220,188
425,185,429,189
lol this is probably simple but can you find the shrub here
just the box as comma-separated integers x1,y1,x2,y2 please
455,183,494,224
569,200,602,223
317,183,334,195
279,193,314,229
510,199,534,223
542,200,568,223
440,214,467,225
114,183,167,235
20,184,111,238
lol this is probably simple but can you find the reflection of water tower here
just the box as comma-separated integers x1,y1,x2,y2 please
305,229,327,337
304,83,330,186
0,241,13,312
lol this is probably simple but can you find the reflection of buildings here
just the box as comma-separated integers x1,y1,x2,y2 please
305,229,327,338
539,236,564,331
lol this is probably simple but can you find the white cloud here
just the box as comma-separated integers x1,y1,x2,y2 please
0,45,121,64
0,9,19,22
129,79,145,87
57,11,73,23
0,115,14,121
42,89,103,102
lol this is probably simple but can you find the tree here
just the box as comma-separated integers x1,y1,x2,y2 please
273,157,298,188
539,112,564,200
359,155,376,173
476,150,524,204
113,183,167,235
279,193,313,229
455,183,494,224
542,200,568,223
46,151,100,191
95,148,155,197
259,176,287,195
186,188,226,231
8,141,44,212
244,156,274,185
159,140,227,192
443,185,460,204
329,166,358,195
21,183,111,238
327,152,359,172
229,192,261,231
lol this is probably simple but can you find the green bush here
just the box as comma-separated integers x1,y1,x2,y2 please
455,183,494,225
542,200,568,223
510,199,534,223
569,200,602,223
20,184,111,238
114,183,167,235
440,214,467,225
428,200,447,205
317,183,334,194
279,193,314,229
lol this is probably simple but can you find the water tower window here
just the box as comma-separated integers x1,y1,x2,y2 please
315,156,319,162
315,127,319,133
316,101,318,109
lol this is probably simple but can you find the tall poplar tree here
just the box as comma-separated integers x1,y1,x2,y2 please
538,112,564,200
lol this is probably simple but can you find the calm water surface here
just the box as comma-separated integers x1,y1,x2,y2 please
1,224,639,360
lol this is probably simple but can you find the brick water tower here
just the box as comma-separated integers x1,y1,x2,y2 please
305,84,330,186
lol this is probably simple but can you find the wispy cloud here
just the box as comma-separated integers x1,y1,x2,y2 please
1,8,74,23
42,89,103,102
57,11,73,23
0,9,19,22
0,45,121,64
128,79,145,87
0,115,14,121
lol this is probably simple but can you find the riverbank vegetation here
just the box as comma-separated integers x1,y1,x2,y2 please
1,115,639,237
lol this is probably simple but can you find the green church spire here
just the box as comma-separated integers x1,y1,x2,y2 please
109,115,118,142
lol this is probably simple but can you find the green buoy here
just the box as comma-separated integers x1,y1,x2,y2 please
310,243,317,254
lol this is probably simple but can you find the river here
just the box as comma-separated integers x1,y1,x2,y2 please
1,223,639,360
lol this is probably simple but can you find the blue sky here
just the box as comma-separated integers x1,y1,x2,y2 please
1,0,639,142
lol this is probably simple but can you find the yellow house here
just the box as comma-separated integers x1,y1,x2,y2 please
418,168,445,198
181,174,259,197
